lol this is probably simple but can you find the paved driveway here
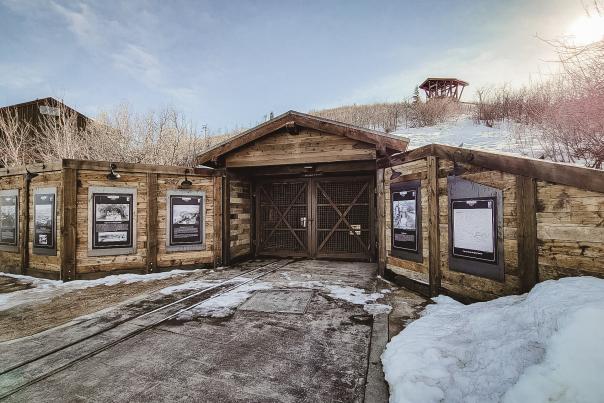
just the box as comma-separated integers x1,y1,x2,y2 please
0,260,384,402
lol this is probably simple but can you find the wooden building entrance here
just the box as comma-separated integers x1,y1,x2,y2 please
256,176,374,260
195,110,409,265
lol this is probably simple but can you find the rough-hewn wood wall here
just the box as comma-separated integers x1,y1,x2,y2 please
384,159,430,283
536,182,604,280
437,160,521,300
383,156,604,301
28,171,63,274
75,171,148,276
156,175,217,270
0,175,25,273
225,129,376,167
229,179,252,259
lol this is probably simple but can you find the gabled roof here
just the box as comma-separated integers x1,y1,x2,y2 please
419,78,469,90
0,97,90,120
196,110,409,166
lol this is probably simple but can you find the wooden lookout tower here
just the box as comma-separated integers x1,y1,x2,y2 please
419,78,468,101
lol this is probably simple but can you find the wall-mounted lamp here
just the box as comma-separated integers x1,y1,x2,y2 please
107,163,121,180
180,169,193,188
390,169,402,180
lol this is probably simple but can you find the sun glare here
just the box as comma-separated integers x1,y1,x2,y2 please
566,15,604,45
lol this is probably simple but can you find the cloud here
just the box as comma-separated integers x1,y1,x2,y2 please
112,43,162,87
49,1,105,47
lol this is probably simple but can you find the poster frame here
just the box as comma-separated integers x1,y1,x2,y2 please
390,180,422,263
88,186,137,257
166,190,206,252
33,187,57,256
0,189,19,252
447,176,504,282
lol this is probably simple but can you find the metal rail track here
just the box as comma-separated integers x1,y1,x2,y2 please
0,258,294,400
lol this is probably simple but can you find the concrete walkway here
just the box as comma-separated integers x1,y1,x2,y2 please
1,260,391,403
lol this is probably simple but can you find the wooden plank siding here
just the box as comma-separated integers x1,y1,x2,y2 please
0,175,25,274
225,129,377,167
381,149,604,302
384,159,430,284
229,179,252,260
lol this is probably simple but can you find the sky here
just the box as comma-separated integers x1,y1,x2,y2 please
0,0,597,132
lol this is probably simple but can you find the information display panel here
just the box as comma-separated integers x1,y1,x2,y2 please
92,192,134,250
451,198,497,263
169,194,204,246
0,190,18,249
390,180,422,262
166,190,205,252
447,176,504,282
33,187,57,255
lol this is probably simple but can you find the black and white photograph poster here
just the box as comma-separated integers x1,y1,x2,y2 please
92,193,133,249
451,198,497,263
0,192,18,247
392,188,418,252
170,194,203,246
34,189,56,251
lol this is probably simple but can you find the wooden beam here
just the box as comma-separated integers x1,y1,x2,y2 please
426,156,441,297
432,144,604,194
516,176,538,293
61,167,77,281
233,160,376,177
146,173,158,273
380,144,604,194
222,175,231,266
0,161,62,177
62,159,218,176
20,175,29,274
376,169,387,276
213,175,223,267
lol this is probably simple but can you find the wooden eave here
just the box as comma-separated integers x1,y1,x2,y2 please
377,143,604,194
195,111,409,167
0,159,218,177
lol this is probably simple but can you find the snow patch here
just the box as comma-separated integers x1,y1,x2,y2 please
159,279,218,295
381,276,604,403
182,279,273,318
325,285,391,315
0,269,206,311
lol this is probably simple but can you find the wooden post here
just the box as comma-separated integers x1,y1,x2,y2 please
146,173,158,273
20,174,30,274
213,175,223,267
376,168,387,276
61,167,77,281
516,175,538,292
427,156,441,297
222,175,231,266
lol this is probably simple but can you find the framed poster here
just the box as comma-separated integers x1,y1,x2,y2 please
166,190,205,252
447,176,504,282
451,198,497,263
88,187,137,256
390,180,422,262
33,187,57,255
0,189,19,251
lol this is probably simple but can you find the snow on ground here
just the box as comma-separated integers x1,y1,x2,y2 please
325,284,392,315
393,115,543,158
381,276,604,403
180,279,273,318
0,269,206,312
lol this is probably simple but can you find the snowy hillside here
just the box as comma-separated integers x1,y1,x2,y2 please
392,115,543,158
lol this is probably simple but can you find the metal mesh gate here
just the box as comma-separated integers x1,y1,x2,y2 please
257,181,308,256
316,178,373,259
256,176,374,260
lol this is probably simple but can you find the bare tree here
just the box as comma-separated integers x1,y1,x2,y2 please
0,110,36,167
